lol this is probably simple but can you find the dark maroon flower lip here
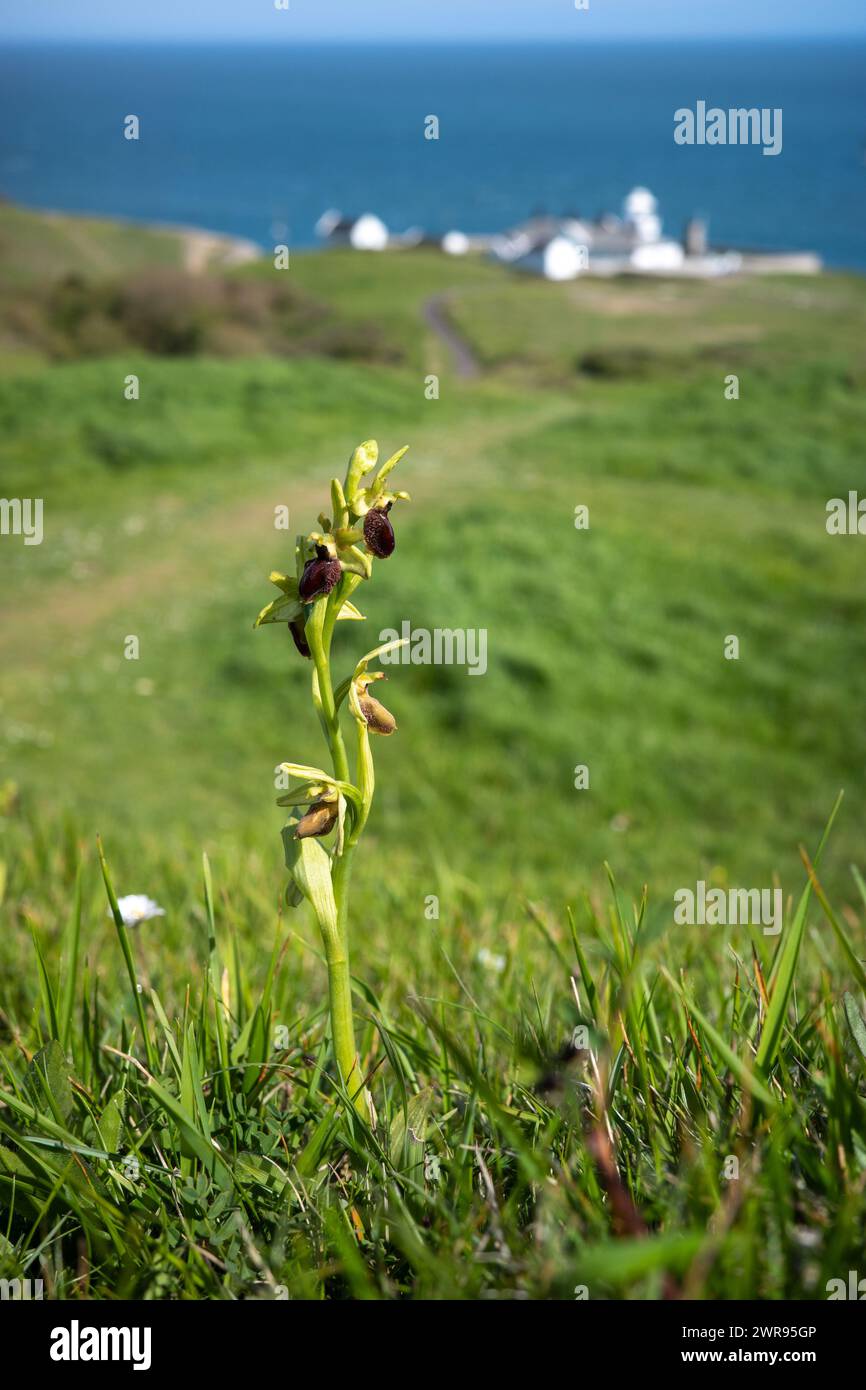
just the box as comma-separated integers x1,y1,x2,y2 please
299,544,342,602
289,618,311,658
363,503,395,559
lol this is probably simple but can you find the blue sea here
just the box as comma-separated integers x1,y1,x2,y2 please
1,39,865,267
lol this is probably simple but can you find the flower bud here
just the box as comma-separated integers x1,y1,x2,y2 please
363,503,395,559
294,798,339,839
299,544,341,602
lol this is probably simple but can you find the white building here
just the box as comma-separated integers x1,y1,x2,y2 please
315,209,389,251
493,187,743,280
629,239,685,273
493,215,591,266
442,230,470,256
514,233,588,282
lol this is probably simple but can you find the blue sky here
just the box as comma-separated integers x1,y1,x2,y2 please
2,0,865,42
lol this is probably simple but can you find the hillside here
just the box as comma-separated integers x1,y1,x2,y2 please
2,202,866,1301
2,205,865,910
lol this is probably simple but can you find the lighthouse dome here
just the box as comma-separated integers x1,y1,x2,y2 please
624,187,657,218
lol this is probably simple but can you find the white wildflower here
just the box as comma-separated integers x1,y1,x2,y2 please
476,947,506,974
112,895,165,928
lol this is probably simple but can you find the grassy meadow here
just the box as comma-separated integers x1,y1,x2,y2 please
1,205,866,1299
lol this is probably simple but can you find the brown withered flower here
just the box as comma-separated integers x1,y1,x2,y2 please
358,687,397,735
363,503,395,559
294,798,339,839
299,544,342,602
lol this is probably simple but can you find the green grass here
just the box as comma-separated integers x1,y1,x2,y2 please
445,268,866,383
3,816,866,1299
1,206,866,1299
1,350,863,897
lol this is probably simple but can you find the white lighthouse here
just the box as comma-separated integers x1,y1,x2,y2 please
623,187,662,244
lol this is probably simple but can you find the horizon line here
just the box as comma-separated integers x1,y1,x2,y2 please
2,32,866,46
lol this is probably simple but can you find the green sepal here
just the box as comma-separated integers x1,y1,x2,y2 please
281,821,340,949
275,762,363,812
269,572,299,596
254,591,303,627
335,600,366,622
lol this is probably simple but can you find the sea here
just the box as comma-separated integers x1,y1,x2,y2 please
1,38,865,268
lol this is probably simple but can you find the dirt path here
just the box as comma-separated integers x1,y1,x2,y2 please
0,484,320,673
1,404,571,672
423,292,480,379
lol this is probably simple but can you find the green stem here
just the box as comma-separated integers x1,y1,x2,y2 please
328,849,368,1117
308,592,369,1118
332,849,352,938
323,935,364,1113
309,596,350,782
